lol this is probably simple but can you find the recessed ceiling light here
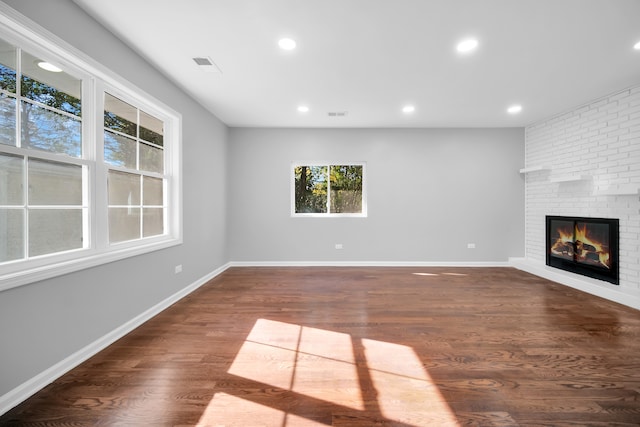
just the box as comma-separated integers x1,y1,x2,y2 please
297,105,309,113
37,61,62,72
456,38,478,53
507,104,522,114
278,38,296,50
402,105,415,114
634,40,640,50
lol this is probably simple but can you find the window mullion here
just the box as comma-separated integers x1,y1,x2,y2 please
15,46,21,148
136,107,140,171
326,165,331,214
22,155,28,259
139,174,143,239
93,86,109,251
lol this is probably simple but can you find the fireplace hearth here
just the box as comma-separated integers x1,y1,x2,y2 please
546,216,619,285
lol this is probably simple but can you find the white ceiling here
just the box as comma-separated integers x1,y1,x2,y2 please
72,0,640,128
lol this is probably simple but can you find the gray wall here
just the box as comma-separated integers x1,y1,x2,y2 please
0,0,526,405
228,128,525,263
0,0,228,396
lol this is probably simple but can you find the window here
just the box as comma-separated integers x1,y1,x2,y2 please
104,93,166,243
292,163,366,216
0,8,181,290
0,38,87,264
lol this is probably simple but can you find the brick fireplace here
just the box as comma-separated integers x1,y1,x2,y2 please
523,83,640,304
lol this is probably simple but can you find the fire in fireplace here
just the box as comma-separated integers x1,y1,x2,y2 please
546,216,619,285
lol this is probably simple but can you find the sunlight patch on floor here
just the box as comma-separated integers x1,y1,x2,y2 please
228,319,364,411
412,272,468,277
196,392,326,427
202,318,460,426
362,339,460,425
228,340,296,390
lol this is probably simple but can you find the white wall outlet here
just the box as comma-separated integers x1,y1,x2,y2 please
335,243,343,250
467,243,476,249
175,264,183,274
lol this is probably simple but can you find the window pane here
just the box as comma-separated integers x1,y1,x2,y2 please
143,176,163,205
28,159,82,205
21,101,82,157
143,208,163,237
21,51,81,116
0,208,23,262
0,64,16,93
330,165,363,214
0,39,16,93
294,166,327,213
108,170,140,206
139,142,163,173
104,93,165,175
104,130,136,168
0,153,23,205
28,208,83,257
0,94,16,146
104,93,136,137
109,207,140,243
140,110,163,146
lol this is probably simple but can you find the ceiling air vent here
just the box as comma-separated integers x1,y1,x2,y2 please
328,111,348,117
192,57,222,73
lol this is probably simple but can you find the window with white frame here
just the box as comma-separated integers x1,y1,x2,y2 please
292,163,366,216
104,93,166,243
0,9,181,290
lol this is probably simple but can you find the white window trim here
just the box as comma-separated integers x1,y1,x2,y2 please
0,4,182,292
290,161,367,218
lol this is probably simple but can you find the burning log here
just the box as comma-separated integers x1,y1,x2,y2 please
576,241,596,252
576,240,610,268
551,241,574,256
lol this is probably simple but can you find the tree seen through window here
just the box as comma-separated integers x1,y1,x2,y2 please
294,164,364,215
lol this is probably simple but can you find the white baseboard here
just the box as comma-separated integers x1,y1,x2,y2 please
229,260,511,267
510,257,640,311
0,262,231,416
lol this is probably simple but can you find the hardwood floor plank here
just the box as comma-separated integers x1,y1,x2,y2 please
2,267,639,426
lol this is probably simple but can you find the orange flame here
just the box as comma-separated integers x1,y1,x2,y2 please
550,223,610,269
550,226,575,258
575,223,610,269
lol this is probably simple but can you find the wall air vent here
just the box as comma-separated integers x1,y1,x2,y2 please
192,57,222,73
328,111,348,117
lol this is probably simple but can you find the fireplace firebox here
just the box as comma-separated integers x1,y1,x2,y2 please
546,216,619,285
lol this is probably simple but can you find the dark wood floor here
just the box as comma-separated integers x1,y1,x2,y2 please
2,267,640,426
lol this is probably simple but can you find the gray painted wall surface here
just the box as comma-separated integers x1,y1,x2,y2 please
0,0,526,404
228,127,525,263
0,0,228,396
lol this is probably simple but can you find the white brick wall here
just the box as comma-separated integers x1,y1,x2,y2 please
524,83,640,295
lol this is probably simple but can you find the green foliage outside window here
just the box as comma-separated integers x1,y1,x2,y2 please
21,76,82,157
294,165,327,213
329,165,363,213
21,75,81,116
294,164,363,215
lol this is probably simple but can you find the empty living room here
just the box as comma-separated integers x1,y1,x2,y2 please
1,0,639,426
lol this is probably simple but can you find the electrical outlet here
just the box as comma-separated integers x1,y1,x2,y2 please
335,243,343,250
175,264,183,274
467,243,476,249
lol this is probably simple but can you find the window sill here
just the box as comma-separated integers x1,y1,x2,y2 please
0,237,182,292
291,213,368,218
